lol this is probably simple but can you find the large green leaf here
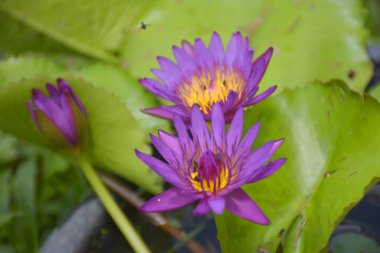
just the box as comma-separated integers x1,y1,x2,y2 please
0,10,73,56
216,80,380,253
11,160,38,253
0,76,162,193
0,0,153,63
121,0,371,91
74,63,170,132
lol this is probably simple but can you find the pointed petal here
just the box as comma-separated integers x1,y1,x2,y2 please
194,38,211,70
245,86,277,107
191,106,210,151
140,188,198,212
238,139,284,185
32,89,48,110
173,114,194,152
140,78,171,100
250,158,286,183
181,40,195,57
225,189,269,224
135,150,182,187
150,134,177,165
226,108,244,155
142,106,189,120
157,56,179,72
151,68,180,88
173,45,198,74
192,199,211,215
207,196,226,215
57,78,86,116
239,122,261,153
226,32,243,68
46,83,60,100
158,130,182,157
211,103,225,148
248,47,273,92
208,32,225,64
223,90,239,112
26,101,39,128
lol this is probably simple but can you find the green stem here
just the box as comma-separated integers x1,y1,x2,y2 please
78,158,151,253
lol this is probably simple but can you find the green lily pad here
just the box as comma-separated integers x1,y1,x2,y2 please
121,0,371,92
216,80,380,253
0,0,152,62
0,75,162,193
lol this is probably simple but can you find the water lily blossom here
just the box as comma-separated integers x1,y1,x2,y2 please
140,32,276,122
26,78,87,147
136,104,285,224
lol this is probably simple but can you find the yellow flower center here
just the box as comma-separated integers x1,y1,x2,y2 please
177,67,245,113
190,162,230,192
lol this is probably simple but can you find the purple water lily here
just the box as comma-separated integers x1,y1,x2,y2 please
140,32,276,122
26,78,87,147
136,104,285,223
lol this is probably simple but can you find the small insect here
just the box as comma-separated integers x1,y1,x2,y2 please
193,160,198,171
139,22,151,31
222,80,227,87
348,69,356,80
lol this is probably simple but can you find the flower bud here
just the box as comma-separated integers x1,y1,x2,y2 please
26,78,87,149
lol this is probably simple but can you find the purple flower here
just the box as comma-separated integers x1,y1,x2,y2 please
26,78,87,147
136,104,285,224
140,32,276,122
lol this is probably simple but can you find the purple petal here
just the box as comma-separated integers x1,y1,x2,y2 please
226,32,243,68
226,108,244,155
173,114,194,152
135,150,183,187
58,93,77,145
172,45,198,74
249,158,286,183
26,101,39,128
157,56,179,71
223,90,239,111
192,199,211,215
247,47,273,92
142,106,189,120
208,32,225,64
181,40,195,57
158,130,182,157
225,188,269,224
57,78,87,116
238,139,284,185
43,99,76,145
191,106,211,151
46,83,60,101
140,78,171,100
211,103,225,148
194,38,211,70
151,68,180,88
239,122,261,153
150,134,178,165
140,188,198,212
207,196,225,215
32,89,47,108
245,86,277,107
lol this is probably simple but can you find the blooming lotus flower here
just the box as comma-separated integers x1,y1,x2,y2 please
136,104,285,223
26,79,87,147
140,32,276,122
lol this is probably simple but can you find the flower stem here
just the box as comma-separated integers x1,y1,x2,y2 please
78,158,150,253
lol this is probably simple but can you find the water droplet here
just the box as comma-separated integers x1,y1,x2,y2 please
157,198,161,202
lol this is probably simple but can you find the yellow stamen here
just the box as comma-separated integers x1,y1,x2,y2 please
178,66,245,113
190,167,229,192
